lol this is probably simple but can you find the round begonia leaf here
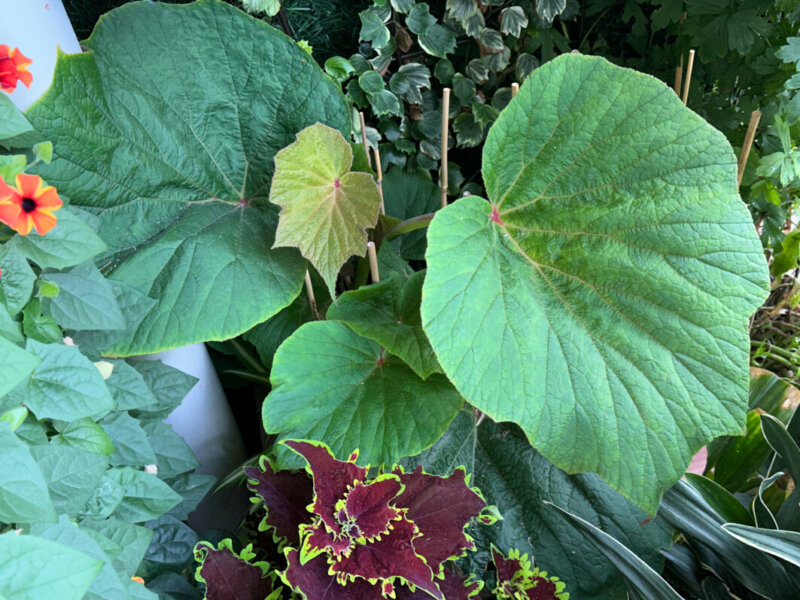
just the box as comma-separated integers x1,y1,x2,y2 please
263,321,462,468
421,53,769,512
270,124,381,296
27,0,350,355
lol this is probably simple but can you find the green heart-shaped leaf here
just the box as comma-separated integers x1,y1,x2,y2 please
27,0,350,355
263,320,462,468
421,54,769,512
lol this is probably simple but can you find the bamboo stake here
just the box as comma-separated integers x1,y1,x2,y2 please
511,82,520,98
373,146,385,215
359,111,372,169
440,88,451,209
681,50,695,106
304,270,320,320
737,110,762,186
673,54,683,96
367,241,379,283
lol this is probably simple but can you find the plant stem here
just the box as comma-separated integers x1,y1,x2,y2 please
230,339,268,376
383,212,435,241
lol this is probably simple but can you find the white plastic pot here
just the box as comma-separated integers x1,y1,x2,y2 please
149,344,249,532
0,0,81,111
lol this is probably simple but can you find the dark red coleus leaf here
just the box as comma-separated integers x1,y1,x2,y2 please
304,518,354,560
491,546,569,600
246,456,314,547
194,540,277,600
344,477,402,540
285,440,367,533
393,466,485,572
394,568,482,599
285,548,385,600
491,545,523,592
331,516,441,599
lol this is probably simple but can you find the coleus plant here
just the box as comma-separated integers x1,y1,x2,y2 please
196,440,499,599
491,546,569,600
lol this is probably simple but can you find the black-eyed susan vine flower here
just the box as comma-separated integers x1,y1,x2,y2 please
0,45,32,93
0,174,63,236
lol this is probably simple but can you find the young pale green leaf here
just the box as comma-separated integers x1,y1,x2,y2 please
41,263,125,331
547,502,683,600
10,340,115,421
9,208,107,270
263,320,462,468
0,421,57,523
327,271,441,379
0,245,35,315
0,533,103,600
271,124,382,295
51,417,115,456
106,467,182,523
723,524,800,568
28,1,350,355
29,444,109,516
421,53,769,512
0,336,40,398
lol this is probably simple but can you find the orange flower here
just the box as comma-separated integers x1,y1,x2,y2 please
0,174,63,236
0,45,33,93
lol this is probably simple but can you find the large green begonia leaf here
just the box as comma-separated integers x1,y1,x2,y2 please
271,123,381,296
421,54,769,512
27,0,350,355
263,320,462,468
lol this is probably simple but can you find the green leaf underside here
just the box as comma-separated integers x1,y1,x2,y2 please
27,0,350,355
271,123,381,295
421,53,768,512
263,320,462,468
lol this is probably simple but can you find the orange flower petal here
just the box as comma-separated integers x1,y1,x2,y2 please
30,210,57,236
10,48,32,68
0,177,19,202
16,69,32,89
16,173,42,198
0,202,21,228
10,213,33,236
33,186,62,210
0,45,9,59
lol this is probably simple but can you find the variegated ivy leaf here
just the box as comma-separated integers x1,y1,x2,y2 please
271,123,381,295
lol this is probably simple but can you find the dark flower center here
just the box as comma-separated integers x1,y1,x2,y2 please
21,197,36,213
